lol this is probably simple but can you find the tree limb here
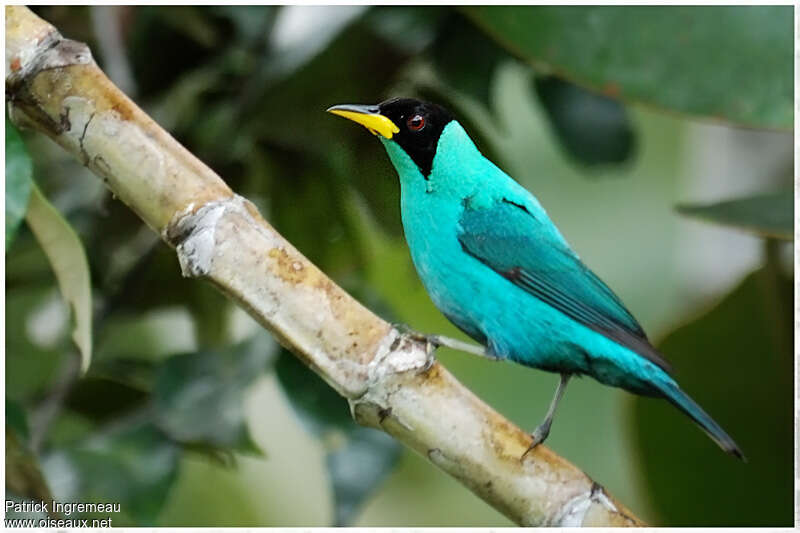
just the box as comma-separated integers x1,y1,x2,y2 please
5,6,643,526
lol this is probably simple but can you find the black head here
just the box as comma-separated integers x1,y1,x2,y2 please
377,98,454,177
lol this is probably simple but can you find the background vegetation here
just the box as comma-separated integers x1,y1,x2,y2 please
6,5,793,526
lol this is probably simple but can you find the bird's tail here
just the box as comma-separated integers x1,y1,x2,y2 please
656,379,745,461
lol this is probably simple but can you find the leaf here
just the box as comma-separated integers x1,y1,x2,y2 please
6,119,33,248
534,75,636,167
151,334,274,452
25,186,93,373
464,6,793,129
676,191,792,240
64,377,149,424
6,398,30,441
43,422,180,525
431,13,510,107
326,425,401,526
275,348,401,526
631,267,792,525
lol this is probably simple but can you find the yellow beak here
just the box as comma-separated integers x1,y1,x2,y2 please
327,104,399,139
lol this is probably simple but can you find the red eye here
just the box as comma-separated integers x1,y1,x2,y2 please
407,114,425,131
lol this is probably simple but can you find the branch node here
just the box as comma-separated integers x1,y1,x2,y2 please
7,34,92,92
167,195,240,278
366,329,430,386
552,479,619,526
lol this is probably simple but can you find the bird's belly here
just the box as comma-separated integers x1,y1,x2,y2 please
403,209,662,391
409,235,584,371
420,258,661,391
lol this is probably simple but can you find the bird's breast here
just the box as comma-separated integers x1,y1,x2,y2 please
399,188,490,334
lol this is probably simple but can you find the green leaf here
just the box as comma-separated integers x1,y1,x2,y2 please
43,422,180,525
464,6,793,129
6,398,30,441
6,119,33,248
534,75,636,167
25,186,93,373
64,377,149,424
676,191,792,240
431,13,509,107
151,334,273,452
326,425,400,526
631,267,792,525
275,348,401,526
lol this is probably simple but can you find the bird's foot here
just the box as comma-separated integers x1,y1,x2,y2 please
390,324,497,363
520,422,551,460
392,322,429,340
391,323,439,368
391,323,443,349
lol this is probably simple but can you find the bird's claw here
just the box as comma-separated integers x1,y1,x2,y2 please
391,323,438,370
520,425,550,460
391,323,441,349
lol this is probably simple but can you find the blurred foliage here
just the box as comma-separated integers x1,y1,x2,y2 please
7,414,54,509
276,349,401,526
464,6,793,129
44,421,180,524
7,5,794,527
534,75,635,167
152,335,272,454
632,258,792,525
6,120,33,248
677,191,792,241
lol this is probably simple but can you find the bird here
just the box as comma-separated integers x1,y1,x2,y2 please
327,97,744,460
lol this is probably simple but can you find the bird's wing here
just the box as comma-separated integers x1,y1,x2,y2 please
457,198,673,374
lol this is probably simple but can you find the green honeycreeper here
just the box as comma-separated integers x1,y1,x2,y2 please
328,98,743,460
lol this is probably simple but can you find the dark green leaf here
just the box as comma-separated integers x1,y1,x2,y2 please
43,422,180,525
127,6,222,99
631,267,792,525
151,334,273,452
275,349,401,526
676,191,792,240
464,6,793,129
431,13,509,107
6,119,33,248
534,75,636,167
64,377,148,423
326,426,400,526
6,398,30,441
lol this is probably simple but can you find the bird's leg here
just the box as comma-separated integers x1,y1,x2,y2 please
426,334,500,362
522,373,571,459
390,324,499,361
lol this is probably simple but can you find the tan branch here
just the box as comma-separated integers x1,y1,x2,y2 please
5,6,642,526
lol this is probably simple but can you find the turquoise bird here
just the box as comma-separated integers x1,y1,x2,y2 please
328,98,743,459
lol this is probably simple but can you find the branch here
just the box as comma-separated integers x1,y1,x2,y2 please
5,6,642,526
